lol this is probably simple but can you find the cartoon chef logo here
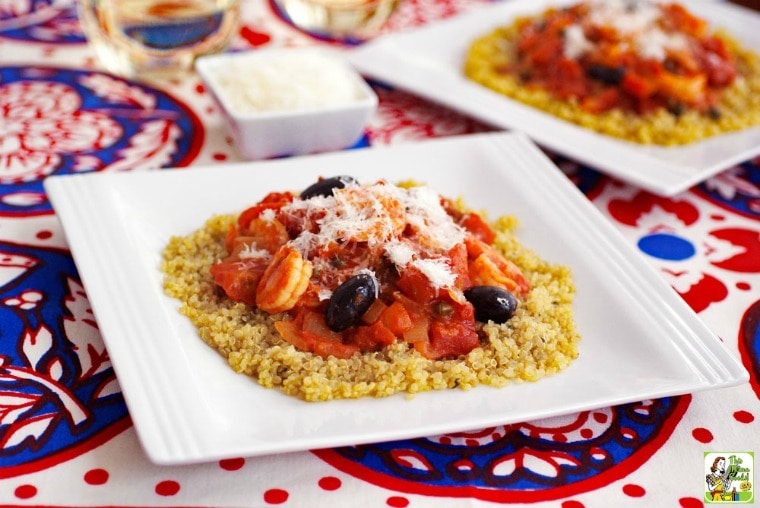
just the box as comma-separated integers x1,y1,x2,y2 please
705,452,754,504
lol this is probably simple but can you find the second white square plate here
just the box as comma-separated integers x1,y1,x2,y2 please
347,0,760,196
45,132,747,465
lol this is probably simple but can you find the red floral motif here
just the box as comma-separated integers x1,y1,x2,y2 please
708,228,760,273
367,87,491,144
381,0,489,32
608,193,700,227
0,81,122,184
604,190,760,313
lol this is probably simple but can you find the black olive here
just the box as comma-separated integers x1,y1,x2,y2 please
325,273,377,332
585,64,626,86
464,286,518,324
300,176,358,200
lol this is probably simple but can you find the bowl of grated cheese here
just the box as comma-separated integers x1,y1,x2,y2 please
196,47,378,160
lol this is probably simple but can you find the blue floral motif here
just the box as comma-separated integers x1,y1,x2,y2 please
318,398,687,501
696,160,760,220
0,241,129,476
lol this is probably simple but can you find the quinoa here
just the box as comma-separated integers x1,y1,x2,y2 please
464,24,760,146
162,209,580,402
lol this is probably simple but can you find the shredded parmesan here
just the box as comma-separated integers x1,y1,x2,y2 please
281,181,467,291
210,51,364,114
238,245,272,261
411,258,457,290
384,240,415,268
259,208,277,222
564,0,693,62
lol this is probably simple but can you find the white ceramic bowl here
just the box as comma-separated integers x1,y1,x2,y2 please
196,48,378,160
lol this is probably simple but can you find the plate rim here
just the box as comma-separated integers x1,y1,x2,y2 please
347,0,760,196
44,132,748,464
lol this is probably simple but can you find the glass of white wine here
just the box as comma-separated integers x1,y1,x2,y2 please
275,0,400,40
78,0,239,78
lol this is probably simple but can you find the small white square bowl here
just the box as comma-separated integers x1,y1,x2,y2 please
196,48,378,160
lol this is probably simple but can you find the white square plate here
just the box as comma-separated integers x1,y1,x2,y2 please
347,0,760,196
45,132,747,465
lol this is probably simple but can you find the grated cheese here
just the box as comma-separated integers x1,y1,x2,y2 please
281,181,466,291
259,208,277,222
211,51,364,114
384,240,415,267
564,0,693,62
238,244,272,261
411,258,457,290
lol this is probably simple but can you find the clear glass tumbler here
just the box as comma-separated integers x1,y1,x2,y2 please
78,0,240,78
275,0,400,40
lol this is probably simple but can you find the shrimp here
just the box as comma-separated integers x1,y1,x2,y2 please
256,245,313,314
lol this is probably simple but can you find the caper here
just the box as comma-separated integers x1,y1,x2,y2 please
300,176,358,200
464,286,518,324
325,273,377,332
433,301,453,317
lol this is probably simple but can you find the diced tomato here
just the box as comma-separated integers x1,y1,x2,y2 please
396,265,437,304
548,58,587,99
237,191,294,230
447,243,471,291
699,37,737,87
526,35,563,68
459,212,496,244
209,260,266,306
658,72,707,106
380,301,413,336
313,340,360,359
621,72,658,99
351,321,396,350
661,3,707,37
416,320,479,360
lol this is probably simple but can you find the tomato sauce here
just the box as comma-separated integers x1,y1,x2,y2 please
210,179,530,360
508,1,738,115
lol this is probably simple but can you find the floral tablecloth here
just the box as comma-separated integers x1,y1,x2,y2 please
1,0,758,507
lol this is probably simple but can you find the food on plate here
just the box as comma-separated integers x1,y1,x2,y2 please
464,0,760,145
162,176,580,401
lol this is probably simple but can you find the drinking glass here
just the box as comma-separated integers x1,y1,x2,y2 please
275,0,400,40
78,0,240,78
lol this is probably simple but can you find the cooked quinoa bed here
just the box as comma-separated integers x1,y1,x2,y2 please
464,25,760,145
162,212,580,402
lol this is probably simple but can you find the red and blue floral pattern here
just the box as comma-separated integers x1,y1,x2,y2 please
0,0,83,43
0,66,203,216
